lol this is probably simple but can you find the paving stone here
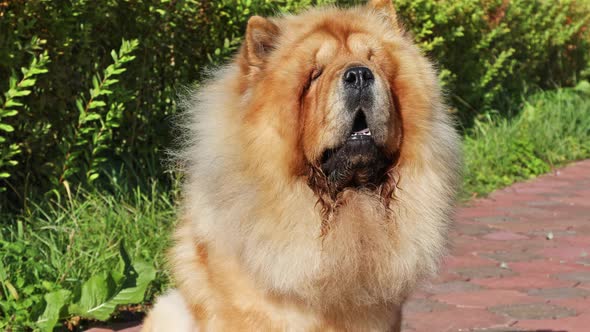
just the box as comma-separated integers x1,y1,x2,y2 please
490,302,576,320
495,219,573,233
527,229,577,238
469,328,523,332
550,297,590,314
403,298,452,313
482,250,541,263
433,289,538,308
455,208,497,219
455,223,495,237
404,308,510,332
471,275,572,290
496,206,547,218
425,281,482,294
526,200,567,207
488,192,546,203
562,235,590,247
539,246,590,261
452,237,507,254
482,231,529,241
430,270,465,284
509,260,581,275
473,216,518,224
442,255,497,269
555,271,590,282
562,196,590,207
528,287,590,299
514,312,590,332
454,266,517,279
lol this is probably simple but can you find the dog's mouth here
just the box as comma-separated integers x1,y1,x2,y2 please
319,111,392,192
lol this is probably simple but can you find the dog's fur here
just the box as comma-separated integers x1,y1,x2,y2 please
142,1,461,331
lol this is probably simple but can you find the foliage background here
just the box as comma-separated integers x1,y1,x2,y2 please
0,0,589,330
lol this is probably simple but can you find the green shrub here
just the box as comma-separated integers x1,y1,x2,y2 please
0,37,49,192
57,39,139,191
396,0,590,123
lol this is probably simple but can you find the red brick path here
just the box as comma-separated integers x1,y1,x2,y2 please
403,159,590,332
88,160,590,332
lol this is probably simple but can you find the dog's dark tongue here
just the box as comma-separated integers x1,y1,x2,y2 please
321,140,390,193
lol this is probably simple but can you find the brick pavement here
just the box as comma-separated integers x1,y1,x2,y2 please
403,159,590,332
87,160,590,332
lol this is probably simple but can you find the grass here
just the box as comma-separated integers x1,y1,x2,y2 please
0,183,176,330
463,83,590,198
0,84,589,330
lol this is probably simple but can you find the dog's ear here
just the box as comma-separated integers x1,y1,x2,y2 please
242,16,280,67
367,0,400,31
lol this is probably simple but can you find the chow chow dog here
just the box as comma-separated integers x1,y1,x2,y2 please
142,0,461,331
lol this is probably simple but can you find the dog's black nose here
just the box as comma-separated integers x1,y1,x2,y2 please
343,66,374,89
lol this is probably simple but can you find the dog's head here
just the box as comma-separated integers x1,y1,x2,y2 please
236,0,437,209
239,1,406,197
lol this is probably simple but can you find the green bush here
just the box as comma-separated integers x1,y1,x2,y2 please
0,37,49,192
0,0,588,209
396,0,590,123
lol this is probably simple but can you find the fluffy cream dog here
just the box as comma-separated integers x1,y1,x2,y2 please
143,1,461,331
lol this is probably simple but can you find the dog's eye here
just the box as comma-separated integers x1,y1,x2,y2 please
310,68,323,82
302,68,323,94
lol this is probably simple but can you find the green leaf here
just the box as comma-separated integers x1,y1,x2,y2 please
0,123,15,132
29,67,49,75
68,245,156,321
88,173,100,182
76,98,85,115
3,100,23,109
110,68,126,75
9,89,31,97
20,78,36,87
4,280,19,299
110,49,118,62
92,75,100,90
87,260,156,320
88,100,106,109
36,289,72,332
68,273,116,320
4,109,20,117
8,76,17,89
103,79,119,86
84,113,102,121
